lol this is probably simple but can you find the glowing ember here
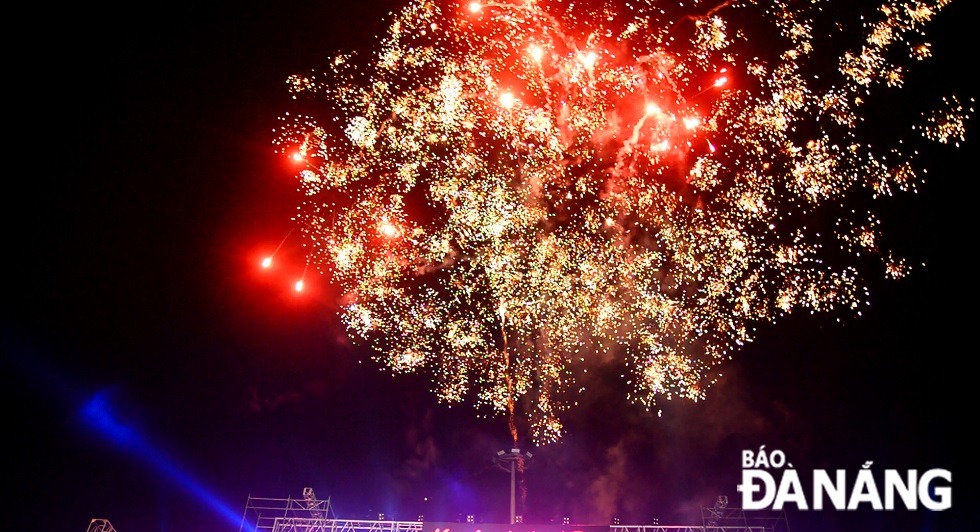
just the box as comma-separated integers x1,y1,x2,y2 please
269,0,970,444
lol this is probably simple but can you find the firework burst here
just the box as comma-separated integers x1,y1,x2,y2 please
267,0,970,444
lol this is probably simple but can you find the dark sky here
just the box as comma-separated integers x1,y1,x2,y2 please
5,1,975,531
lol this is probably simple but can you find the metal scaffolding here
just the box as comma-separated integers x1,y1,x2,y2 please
86,519,117,532
699,496,790,532
239,487,424,532
239,490,788,532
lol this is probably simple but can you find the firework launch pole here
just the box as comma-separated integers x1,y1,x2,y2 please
494,448,533,524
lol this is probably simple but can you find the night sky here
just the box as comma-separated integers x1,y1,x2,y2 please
5,1,975,531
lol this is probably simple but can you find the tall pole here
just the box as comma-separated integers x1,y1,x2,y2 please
510,459,516,524
495,448,533,525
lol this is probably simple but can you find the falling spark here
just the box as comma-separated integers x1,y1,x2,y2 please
269,0,970,444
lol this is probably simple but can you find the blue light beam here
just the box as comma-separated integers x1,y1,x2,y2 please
80,390,256,531
2,329,253,532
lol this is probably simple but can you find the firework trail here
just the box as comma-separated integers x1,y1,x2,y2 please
268,0,970,444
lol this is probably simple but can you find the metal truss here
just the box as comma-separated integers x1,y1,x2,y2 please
698,496,790,532
240,490,787,532
247,517,425,532
240,487,424,532
86,519,117,532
